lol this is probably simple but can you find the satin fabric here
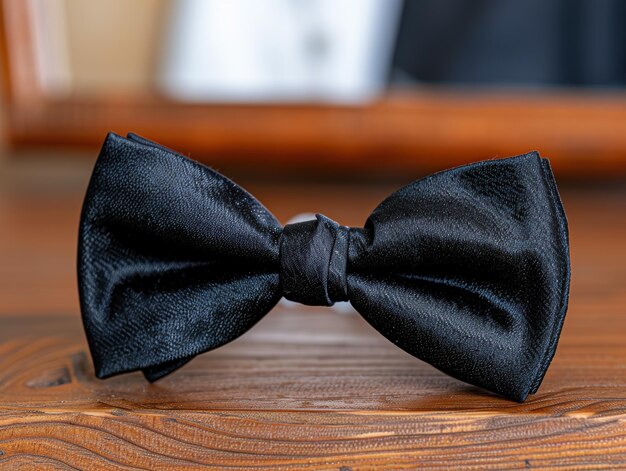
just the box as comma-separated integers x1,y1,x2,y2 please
78,132,570,401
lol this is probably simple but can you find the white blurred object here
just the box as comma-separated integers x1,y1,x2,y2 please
27,0,72,96
160,0,402,103
278,212,355,315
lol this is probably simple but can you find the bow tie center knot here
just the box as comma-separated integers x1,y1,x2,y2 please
279,214,349,306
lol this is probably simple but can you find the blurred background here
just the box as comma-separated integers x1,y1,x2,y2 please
0,0,625,317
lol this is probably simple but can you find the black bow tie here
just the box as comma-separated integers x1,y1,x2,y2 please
78,132,570,402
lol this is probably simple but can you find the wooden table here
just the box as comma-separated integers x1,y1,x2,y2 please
1,161,625,469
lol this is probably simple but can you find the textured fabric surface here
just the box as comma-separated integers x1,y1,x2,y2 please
78,133,570,402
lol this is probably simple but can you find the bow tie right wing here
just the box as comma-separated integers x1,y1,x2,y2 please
78,133,283,381
347,153,570,402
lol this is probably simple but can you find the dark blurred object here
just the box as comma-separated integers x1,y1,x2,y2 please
393,0,626,86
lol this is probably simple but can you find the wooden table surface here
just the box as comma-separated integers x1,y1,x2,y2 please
0,159,625,469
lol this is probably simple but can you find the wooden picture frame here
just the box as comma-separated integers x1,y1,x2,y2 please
2,0,626,177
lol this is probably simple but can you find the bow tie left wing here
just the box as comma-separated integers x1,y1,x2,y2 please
347,153,570,401
78,133,283,381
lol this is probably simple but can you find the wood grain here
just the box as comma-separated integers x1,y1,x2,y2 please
0,168,625,468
